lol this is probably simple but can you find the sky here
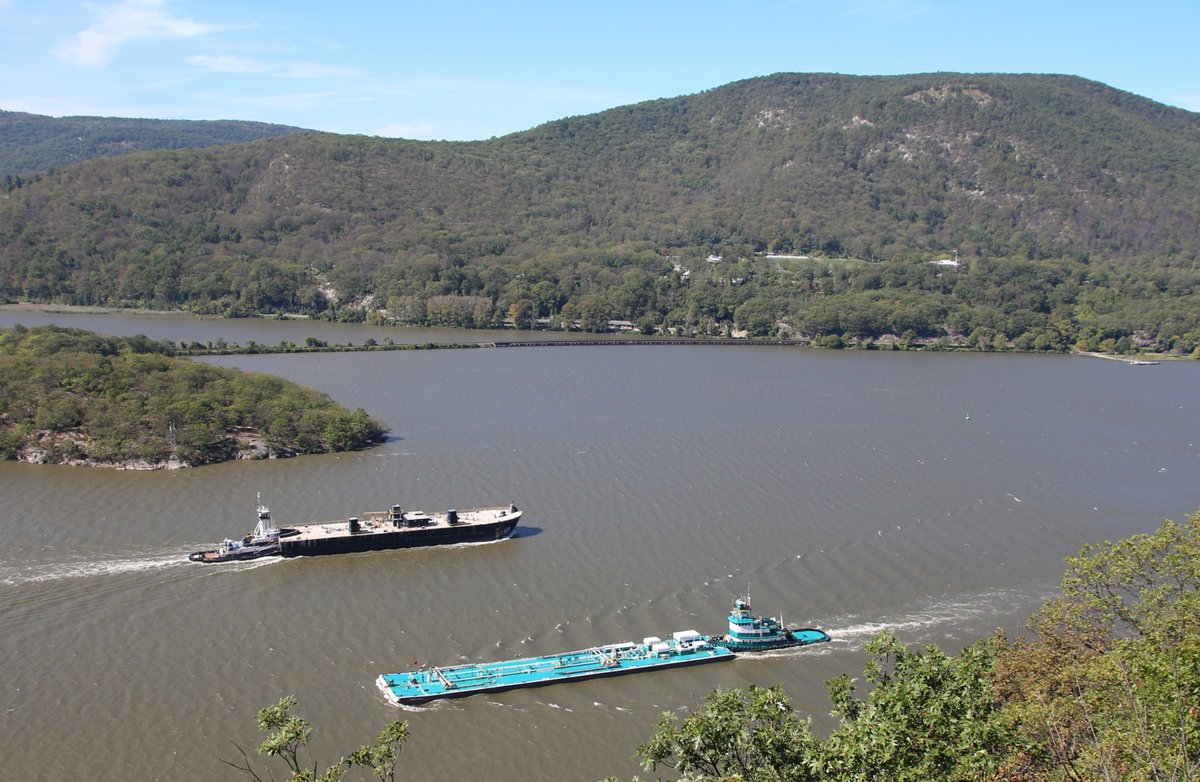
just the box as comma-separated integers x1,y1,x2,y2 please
1,0,1197,141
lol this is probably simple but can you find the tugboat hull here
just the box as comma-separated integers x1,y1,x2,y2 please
188,543,281,563
718,627,831,652
714,595,832,652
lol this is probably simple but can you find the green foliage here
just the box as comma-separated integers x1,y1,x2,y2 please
611,509,1200,781
0,324,387,466
618,637,1011,782
632,684,820,781
226,696,409,782
994,510,1200,780
819,633,1013,781
251,696,319,779
1,75,1198,353
346,720,411,782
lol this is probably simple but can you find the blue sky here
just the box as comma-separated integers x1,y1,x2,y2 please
1,0,1197,140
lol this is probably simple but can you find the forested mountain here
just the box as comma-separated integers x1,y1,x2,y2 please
0,110,308,177
1,74,1198,353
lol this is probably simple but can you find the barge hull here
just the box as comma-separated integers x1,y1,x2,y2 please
378,635,734,705
188,500,521,563
278,516,518,558
378,648,732,705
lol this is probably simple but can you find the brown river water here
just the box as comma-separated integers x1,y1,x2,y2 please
1,308,1197,780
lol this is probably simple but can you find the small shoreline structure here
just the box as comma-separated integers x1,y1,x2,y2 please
1078,351,1160,365
375,596,829,705
188,497,522,563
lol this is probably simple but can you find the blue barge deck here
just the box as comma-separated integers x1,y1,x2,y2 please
377,631,734,705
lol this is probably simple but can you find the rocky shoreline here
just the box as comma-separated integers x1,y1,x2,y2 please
14,427,299,470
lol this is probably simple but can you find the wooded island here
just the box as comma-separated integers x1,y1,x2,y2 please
0,324,387,467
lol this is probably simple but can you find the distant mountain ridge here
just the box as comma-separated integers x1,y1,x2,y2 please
493,72,1200,260
0,111,310,177
1,73,1197,353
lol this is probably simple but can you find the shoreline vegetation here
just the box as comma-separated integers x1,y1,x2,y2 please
0,304,1185,470
0,304,1187,363
178,337,1185,365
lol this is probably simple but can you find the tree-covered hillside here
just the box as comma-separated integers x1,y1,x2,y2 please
0,110,309,178
0,324,387,467
1,74,1198,353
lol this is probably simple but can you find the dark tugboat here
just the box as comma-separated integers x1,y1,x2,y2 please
188,496,294,563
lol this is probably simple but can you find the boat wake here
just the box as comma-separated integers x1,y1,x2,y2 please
0,547,277,586
817,587,1054,651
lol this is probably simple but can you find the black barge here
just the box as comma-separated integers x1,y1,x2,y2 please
189,499,521,563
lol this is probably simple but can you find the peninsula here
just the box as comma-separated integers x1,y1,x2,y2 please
0,324,387,468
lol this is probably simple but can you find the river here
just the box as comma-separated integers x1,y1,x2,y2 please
1,307,1197,781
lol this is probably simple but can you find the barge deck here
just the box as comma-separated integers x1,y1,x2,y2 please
377,631,733,705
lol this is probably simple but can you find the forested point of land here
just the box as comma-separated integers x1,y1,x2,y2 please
0,324,387,467
1,73,1199,356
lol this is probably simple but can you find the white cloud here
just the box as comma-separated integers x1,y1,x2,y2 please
185,55,269,74
54,0,219,66
1168,92,1200,112
1,93,195,120
848,0,931,23
274,61,358,80
183,54,266,74
224,91,340,112
186,55,357,80
374,122,436,139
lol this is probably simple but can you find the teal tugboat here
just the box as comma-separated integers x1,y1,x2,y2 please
715,594,831,652
377,630,733,705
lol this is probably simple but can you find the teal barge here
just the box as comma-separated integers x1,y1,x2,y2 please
717,595,831,652
377,630,734,705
